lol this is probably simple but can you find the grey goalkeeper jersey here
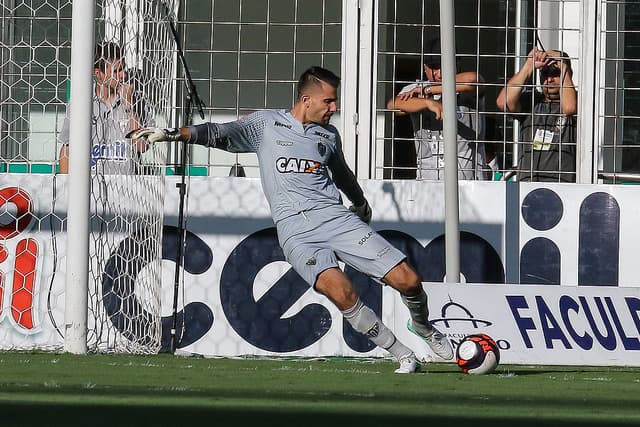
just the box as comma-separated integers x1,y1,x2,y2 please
187,109,366,223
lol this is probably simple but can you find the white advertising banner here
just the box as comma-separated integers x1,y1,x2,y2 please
1,175,640,366
423,283,640,366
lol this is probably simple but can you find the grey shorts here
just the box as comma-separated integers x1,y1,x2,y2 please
277,204,406,287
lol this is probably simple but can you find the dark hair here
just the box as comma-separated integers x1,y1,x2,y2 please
424,37,442,69
297,66,340,99
94,42,123,72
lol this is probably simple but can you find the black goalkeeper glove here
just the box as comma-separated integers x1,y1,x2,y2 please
127,127,181,143
349,200,372,224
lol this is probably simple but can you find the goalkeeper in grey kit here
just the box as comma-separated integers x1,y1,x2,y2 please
131,66,452,372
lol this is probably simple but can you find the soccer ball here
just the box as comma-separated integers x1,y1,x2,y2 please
455,333,500,375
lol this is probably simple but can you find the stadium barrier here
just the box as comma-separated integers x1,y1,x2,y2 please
1,175,639,365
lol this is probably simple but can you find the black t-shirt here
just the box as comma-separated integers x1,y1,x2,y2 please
516,92,577,182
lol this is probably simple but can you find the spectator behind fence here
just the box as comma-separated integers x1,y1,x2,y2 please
496,48,577,182
387,37,488,180
58,41,146,174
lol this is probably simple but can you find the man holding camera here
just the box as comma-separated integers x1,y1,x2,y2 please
496,48,577,182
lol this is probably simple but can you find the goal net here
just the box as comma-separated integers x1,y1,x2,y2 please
83,1,176,354
0,0,177,354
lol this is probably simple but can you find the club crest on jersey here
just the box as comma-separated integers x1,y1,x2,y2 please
276,157,323,174
317,142,326,156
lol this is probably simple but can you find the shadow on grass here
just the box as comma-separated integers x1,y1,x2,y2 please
1,402,639,427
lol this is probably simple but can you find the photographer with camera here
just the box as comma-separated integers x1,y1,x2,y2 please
496,48,577,182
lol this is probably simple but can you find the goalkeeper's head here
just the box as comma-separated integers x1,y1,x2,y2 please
296,67,340,101
295,66,340,126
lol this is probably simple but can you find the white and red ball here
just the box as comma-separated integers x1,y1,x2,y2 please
455,333,500,375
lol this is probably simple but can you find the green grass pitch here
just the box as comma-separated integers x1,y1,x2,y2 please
0,352,638,426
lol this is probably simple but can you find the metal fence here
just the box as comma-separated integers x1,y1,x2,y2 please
1,0,639,183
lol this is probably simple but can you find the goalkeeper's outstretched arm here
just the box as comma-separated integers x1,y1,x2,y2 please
129,119,259,153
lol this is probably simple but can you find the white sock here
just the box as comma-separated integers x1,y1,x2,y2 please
342,298,412,360
401,289,433,336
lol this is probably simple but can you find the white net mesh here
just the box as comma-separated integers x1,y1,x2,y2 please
0,0,176,354
83,1,176,354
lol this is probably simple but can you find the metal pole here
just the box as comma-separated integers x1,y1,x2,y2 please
340,0,359,170
578,0,598,184
512,0,525,169
163,3,205,353
439,0,460,283
64,0,95,354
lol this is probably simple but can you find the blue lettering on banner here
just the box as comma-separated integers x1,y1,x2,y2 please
507,294,640,350
536,296,572,349
580,296,616,350
506,295,536,348
101,226,508,353
606,297,640,350
219,228,332,352
102,225,214,350
578,192,620,286
627,297,640,335
559,295,593,349
217,228,504,353
98,183,631,353
520,237,561,285
520,189,563,285
520,188,621,286
102,227,159,346
160,225,215,351
625,299,640,352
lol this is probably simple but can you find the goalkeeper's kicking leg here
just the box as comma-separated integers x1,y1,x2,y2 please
315,262,453,373
315,267,418,374
383,261,454,361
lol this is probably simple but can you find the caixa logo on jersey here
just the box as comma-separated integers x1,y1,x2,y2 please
0,187,40,333
430,297,511,351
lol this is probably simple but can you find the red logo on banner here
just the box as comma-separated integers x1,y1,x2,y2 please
11,238,38,330
0,187,39,331
0,187,34,239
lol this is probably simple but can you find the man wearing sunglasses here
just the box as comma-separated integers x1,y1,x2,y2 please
496,48,577,182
